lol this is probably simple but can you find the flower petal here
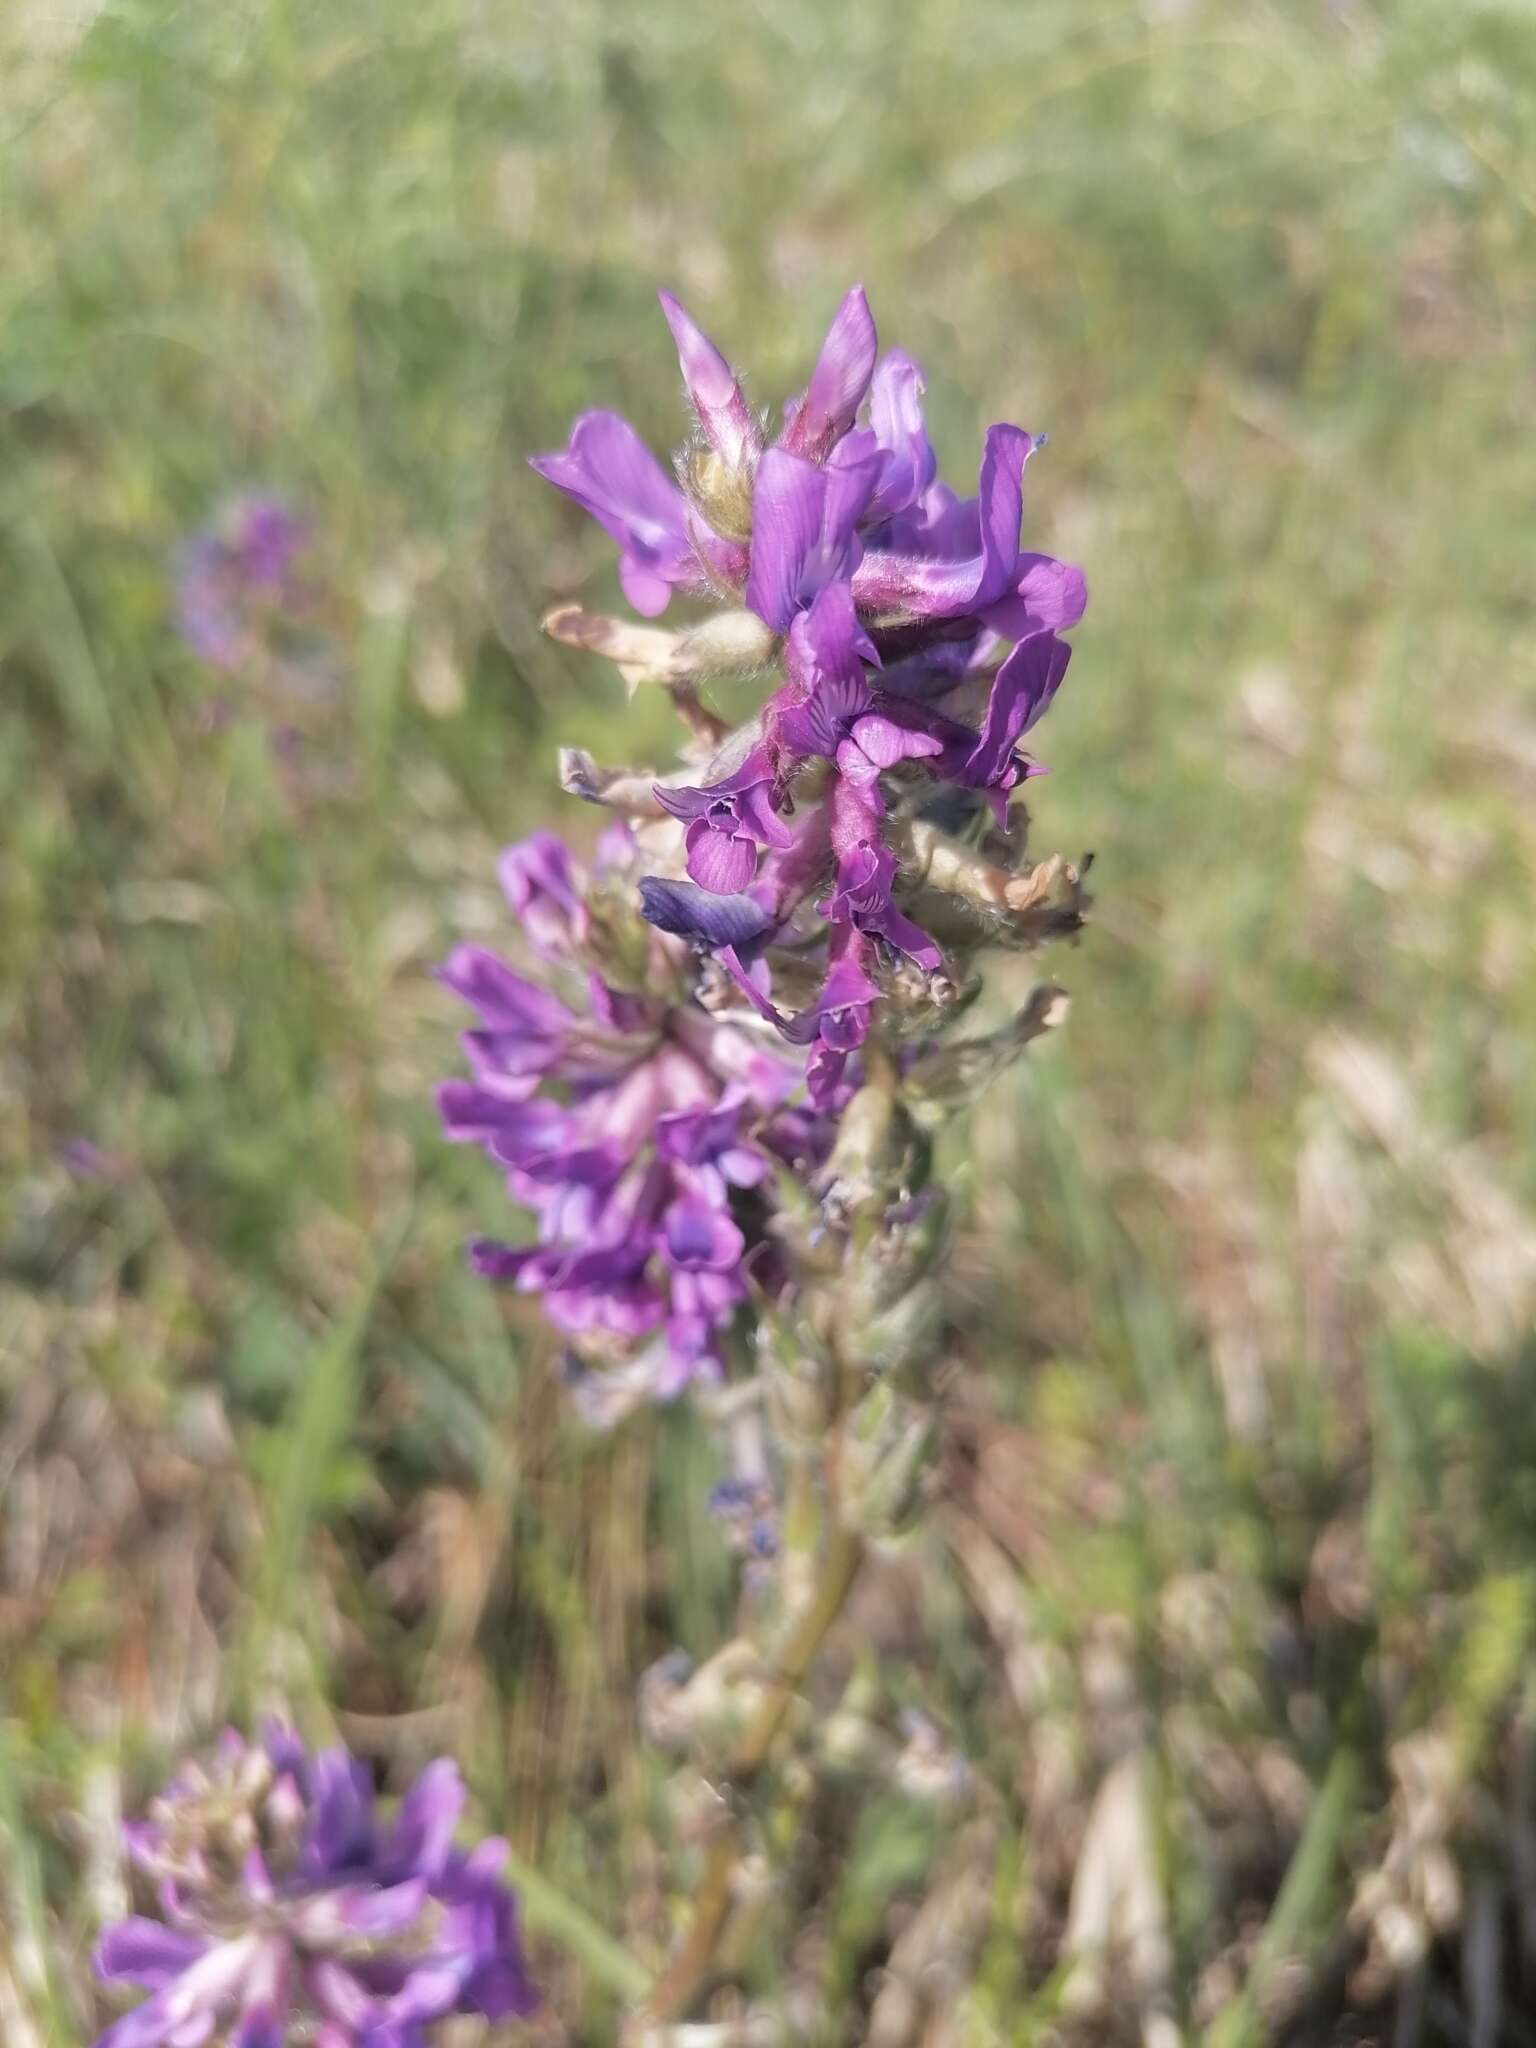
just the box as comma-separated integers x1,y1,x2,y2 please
852,423,1037,619
658,290,761,471
965,632,1073,788
638,877,774,951
530,410,695,618
95,1923,209,1991
663,1197,746,1272
382,1758,465,1883
983,553,1088,638
780,285,879,462
745,451,877,631
685,818,760,895
862,349,937,523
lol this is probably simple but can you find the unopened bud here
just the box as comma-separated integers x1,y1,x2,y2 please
820,1074,916,1227
558,746,671,816
759,1318,837,1446
683,444,757,542
840,1381,938,1546
674,608,779,679
841,1276,945,1381
904,983,1070,1127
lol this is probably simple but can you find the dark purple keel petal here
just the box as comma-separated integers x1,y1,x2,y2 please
779,285,879,463
638,877,774,951
529,409,696,618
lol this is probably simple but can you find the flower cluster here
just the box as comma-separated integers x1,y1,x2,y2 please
533,285,1085,1106
437,827,827,1414
93,1726,536,2048
175,494,309,672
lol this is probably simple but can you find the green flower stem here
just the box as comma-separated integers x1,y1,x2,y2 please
637,1522,865,2027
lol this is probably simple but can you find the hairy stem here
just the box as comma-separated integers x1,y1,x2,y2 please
637,1523,864,2026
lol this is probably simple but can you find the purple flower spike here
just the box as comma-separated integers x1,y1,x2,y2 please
780,285,879,464
659,289,762,473
530,410,697,616
93,1729,536,2047
443,832,827,1403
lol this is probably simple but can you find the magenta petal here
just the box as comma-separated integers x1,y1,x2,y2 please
658,290,761,471
851,423,1037,619
663,1197,746,1272
685,819,760,894
746,450,878,631
864,349,937,522
966,632,1073,787
786,579,879,690
780,285,878,462
847,712,944,770
984,553,1088,638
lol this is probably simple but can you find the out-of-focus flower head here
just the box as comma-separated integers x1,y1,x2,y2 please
438,825,829,1418
175,494,309,671
93,1724,536,2047
531,287,1087,1102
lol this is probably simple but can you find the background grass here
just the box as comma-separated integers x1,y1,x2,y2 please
4,0,1536,2040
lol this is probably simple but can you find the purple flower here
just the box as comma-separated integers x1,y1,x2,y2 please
93,1727,536,2047
175,495,308,671
440,831,827,1405
655,745,796,894
530,410,698,617
721,924,881,1112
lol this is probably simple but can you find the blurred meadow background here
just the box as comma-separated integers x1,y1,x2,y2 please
4,0,1536,2039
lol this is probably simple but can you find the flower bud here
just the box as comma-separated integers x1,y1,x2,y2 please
682,443,757,543
674,606,779,679
839,1380,938,1546
840,1275,945,1382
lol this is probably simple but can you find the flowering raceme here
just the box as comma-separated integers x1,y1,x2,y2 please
437,826,827,1416
532,285,1086,1106
93,1726,535,2048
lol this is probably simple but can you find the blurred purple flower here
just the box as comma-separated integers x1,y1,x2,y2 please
93,1726,536,2048
175,495,308,671
439,830,826,1406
